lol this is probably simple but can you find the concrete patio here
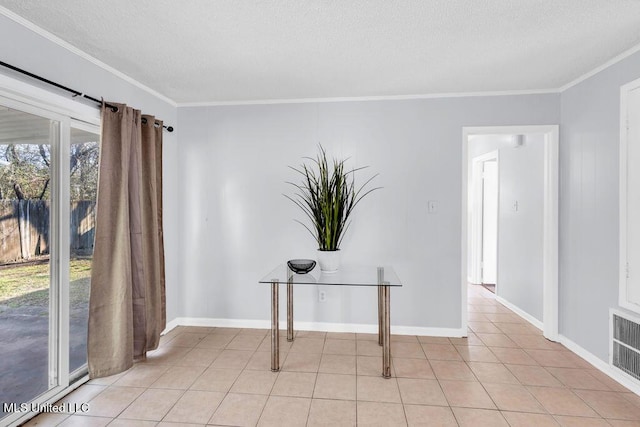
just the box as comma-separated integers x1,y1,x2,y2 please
0,278,89,419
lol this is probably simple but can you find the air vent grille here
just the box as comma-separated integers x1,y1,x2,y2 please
612,312,640,381
613,342,640,381
613,314,640,350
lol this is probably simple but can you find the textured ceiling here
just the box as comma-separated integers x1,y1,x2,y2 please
2,0,640,104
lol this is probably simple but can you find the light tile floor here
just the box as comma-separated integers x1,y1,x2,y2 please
23,285,640,426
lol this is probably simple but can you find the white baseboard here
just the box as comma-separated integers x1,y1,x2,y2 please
559,334,640,396
393,325,466,337
495,296,544,330
163,318,181,334
163,317,465,338
481,296,640,396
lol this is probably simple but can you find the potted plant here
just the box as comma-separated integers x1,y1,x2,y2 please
286,145,380,272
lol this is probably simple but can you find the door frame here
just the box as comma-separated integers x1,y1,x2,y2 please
469,150,499,286
461,125,559,341
619,77,640,313
0,73,99,426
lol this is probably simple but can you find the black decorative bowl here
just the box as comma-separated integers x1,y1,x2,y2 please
287,259,316,274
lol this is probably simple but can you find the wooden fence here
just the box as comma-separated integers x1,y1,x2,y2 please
0,200,95,264
70,201,97,257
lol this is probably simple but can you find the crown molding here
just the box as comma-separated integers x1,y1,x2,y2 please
177,88,560,107
559,41,640,92
0,5,178,107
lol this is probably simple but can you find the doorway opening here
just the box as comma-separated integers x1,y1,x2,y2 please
461,126,559,342
469,151,499,294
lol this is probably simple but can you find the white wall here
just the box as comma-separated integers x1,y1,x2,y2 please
498,135,545,320
560,50,640,361
470,134,545,322
177,95,559,332
0,14,180,322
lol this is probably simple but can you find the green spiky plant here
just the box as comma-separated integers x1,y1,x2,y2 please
286,145,380,251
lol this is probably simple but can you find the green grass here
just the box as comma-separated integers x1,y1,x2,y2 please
0,259,92,307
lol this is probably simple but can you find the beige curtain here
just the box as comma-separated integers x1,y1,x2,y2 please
88,103,166,378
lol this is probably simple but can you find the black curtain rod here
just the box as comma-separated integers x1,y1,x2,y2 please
0,60,174,132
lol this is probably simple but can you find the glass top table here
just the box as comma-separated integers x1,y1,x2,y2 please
259,264,402,378
259,264,402,287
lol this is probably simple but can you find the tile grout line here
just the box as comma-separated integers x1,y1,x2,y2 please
158,329,230,424
391,352,410,426
480,286,554,419
469,286,550,422
218,330,268,426
471,285,613,423
305,334,326,426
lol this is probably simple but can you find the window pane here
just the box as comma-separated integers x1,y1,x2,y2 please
0,107,56,417
69,127,99,375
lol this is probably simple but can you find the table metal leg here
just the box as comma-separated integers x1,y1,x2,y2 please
377,267,385,347
271,280,280,371
378,285,383,346
382,284,391,378
287,283,294,342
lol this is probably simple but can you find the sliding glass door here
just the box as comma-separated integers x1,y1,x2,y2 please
0,99,99,424
0,107,58,417
68,125,99,376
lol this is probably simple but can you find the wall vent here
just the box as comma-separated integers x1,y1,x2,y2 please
612,311,640,381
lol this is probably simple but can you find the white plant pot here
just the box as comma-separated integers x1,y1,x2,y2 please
317,250,341,273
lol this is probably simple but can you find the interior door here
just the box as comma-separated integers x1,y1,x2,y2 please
481,159,498,285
